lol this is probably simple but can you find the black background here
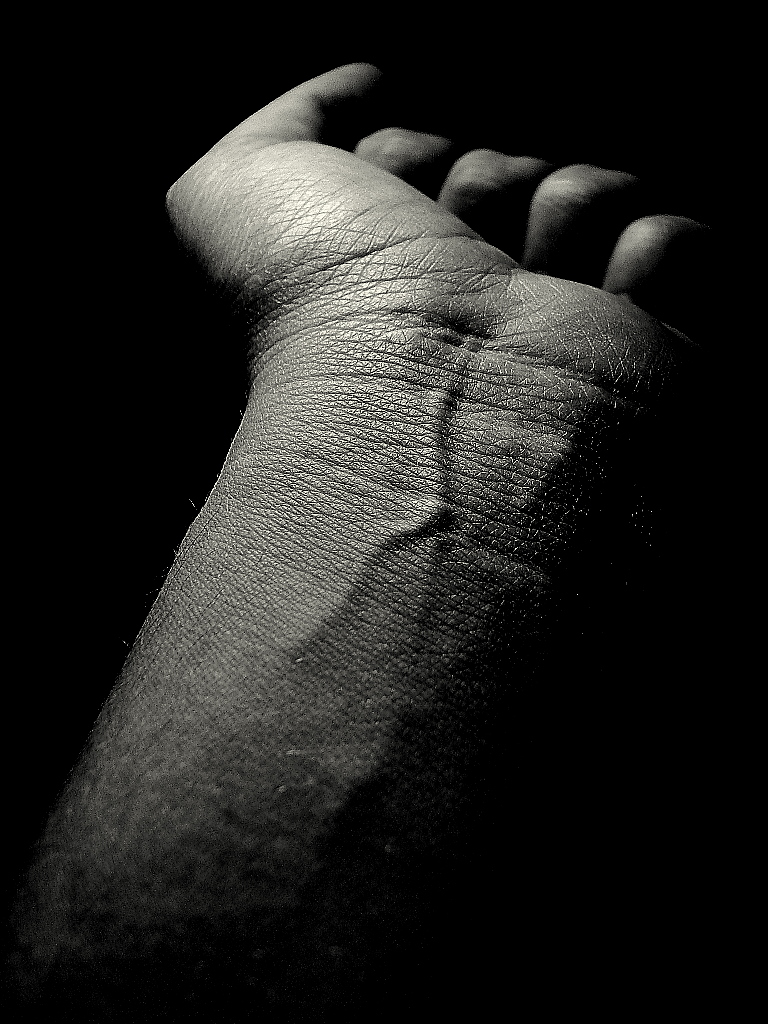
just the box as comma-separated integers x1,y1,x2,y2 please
8,19,734,949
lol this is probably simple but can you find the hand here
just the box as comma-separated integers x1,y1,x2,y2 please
168,62,711,347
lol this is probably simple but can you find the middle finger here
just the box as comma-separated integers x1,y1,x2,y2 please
522,164,642,285
437,150,554,259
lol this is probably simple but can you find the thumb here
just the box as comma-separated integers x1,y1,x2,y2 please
215,63,387,155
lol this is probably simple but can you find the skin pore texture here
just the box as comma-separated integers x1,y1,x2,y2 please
7,65,713,1020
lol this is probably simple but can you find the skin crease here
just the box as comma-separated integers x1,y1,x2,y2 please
6,65,716,1021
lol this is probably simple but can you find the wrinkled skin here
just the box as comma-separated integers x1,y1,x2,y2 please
8,65,714,1021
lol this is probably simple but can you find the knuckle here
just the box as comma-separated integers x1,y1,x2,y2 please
357,127,418,159
535,163,637,207
444,149,509,196
452,148,506,177
626,214,709,242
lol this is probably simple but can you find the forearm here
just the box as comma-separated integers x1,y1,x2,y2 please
10,298,580,1015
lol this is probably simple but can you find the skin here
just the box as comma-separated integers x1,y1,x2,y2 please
6,65,713,1020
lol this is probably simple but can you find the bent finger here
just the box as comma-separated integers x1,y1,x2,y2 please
354,129,456,197
522,164,642,285
602,215,713,339
437,150,553,257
